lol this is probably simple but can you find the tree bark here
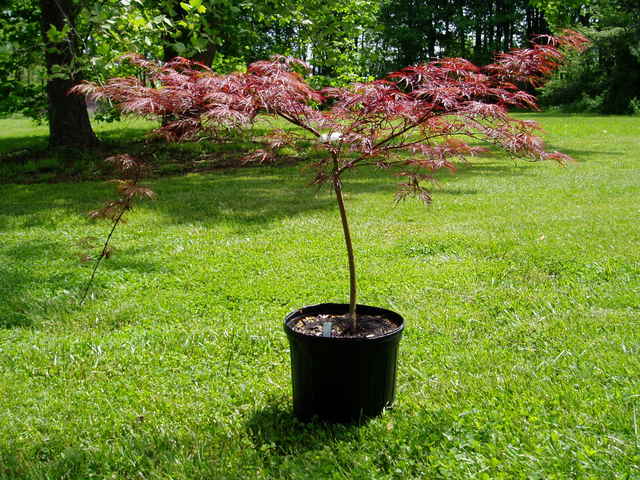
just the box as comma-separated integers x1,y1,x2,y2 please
332,167,357,330
40,0,97,148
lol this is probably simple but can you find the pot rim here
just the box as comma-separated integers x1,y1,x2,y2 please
284,302,404,344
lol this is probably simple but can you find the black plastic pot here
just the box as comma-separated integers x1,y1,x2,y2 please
284,303,404,423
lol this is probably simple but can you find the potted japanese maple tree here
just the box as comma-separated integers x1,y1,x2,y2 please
239,31,589,422
73,32,589,423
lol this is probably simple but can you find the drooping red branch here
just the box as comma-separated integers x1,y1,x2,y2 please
79,155,156,305
71,55,254,142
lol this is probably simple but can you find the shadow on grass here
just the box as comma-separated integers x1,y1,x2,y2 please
0,158,534,326
1,159,535,234
0,121,158,184
246,400,362,457
0,159,532,239
0,273,36,329
0,120,154,156
0,234,160,330
0,132,49,155
0,239,65,329
0,422,239,480
150,160,534,230
452,160,531,177
150,169,334,232
541,146,622,160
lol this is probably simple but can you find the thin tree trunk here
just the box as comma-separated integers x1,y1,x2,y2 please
40,0,97,148
79,206,127,305
332,172,357,331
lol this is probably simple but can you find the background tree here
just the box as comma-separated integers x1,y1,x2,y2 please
39,0,97,147
534,0,640,113
376,0,550,73
0,0,46,119
3,0,167,146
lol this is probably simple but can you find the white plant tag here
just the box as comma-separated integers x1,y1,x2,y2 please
322,322,332,337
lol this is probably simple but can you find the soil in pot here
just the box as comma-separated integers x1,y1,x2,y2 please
288,312,398,338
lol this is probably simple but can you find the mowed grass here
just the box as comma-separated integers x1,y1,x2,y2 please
0,116,160,183
0,116,160,154
0,116,302,183
0,113,639,479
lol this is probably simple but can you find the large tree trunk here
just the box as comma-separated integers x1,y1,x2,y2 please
40,0,97,148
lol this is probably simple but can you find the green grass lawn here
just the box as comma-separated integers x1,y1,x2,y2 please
0,113,639,479
0,116,160,183
0,116,301,183
0,116,160,155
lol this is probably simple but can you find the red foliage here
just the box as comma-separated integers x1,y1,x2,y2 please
72,30,589,198
242,55,327,140
71,55,252,142
88,154,155,222
236,30,589,200
484,29,589,87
